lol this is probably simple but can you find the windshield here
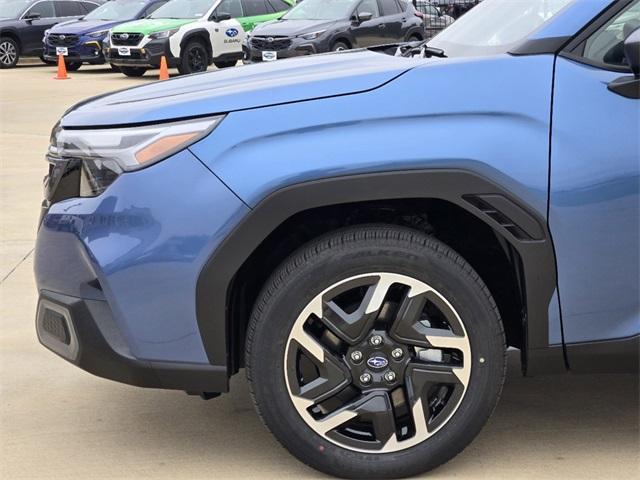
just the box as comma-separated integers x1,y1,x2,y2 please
84,0,147,20
0,0,31,19
430,0,575,57
283,0,355,21
150,0,212,19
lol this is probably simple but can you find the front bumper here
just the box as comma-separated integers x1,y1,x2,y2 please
35,148,250,392
43,40,105,64
246,35,325,62
36,290,226,391
104,38,177,68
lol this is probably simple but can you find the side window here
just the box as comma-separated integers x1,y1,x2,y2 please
216,0,243,18
55,0,84,16
144,1,167,17
357,0,380,18
241,0,268,16
581,0,640,70
81,2,99,13
379,0,401,16
24,1,55,18
267,0,290,13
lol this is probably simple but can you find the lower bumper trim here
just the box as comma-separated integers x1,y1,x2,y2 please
36,290,228,392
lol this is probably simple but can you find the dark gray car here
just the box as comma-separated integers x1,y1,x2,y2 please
245,0,424,62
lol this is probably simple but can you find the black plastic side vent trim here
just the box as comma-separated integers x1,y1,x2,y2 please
463,194,544,241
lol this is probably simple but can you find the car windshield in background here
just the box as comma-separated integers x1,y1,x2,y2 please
282,0,355,21
0,0,30,19
150,0,212,19
430,0,575,57
84,0,146,20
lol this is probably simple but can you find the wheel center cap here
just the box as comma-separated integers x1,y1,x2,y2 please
366,354,388,370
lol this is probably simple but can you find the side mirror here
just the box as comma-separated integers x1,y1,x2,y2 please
607,27,640,99
24,12,41,21
624,26,640,79
212,12,232,22
357,12,373,23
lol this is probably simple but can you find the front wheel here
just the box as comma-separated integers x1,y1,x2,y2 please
120,66,147,77
331,41,350,52
109,63,120,72
0,37,19,69
246,225,506,479
40,55,56,65
177,40,208,75
213,59,237,69
66,61,82,71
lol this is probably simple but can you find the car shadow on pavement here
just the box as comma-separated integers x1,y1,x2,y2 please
88,350,638,478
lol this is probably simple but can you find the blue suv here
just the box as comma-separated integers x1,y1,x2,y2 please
35,0,639,477
43,0,167,70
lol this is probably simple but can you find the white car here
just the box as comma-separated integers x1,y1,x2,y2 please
104,0,293,76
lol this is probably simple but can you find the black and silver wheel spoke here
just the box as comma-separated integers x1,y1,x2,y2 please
285,272,472,453
286,320,351,405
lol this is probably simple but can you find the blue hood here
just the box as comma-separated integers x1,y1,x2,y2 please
50,18,122,35
61,50,421,127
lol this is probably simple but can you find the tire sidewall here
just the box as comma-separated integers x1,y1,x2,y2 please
248,228,505,478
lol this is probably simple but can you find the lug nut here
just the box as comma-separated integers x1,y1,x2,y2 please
391,348,404,360
350,351,363,362
360,373,372,384
369,335,383,346
384,371,396,383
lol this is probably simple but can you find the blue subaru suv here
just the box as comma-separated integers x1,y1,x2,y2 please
35,0,639,477
43,0,168,70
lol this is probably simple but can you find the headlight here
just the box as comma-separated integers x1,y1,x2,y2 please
149,28,179,40
47,116,224,197
87,29,109,38
44,29,50,37
299,30,325,40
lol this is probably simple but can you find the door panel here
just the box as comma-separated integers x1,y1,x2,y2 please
22,1,57,53
550,57,639,344
351,0,385,47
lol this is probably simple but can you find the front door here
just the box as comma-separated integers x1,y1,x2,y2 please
351,0,386,47
550,1,640,350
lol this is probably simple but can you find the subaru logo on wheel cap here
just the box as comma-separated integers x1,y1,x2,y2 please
367,355,388,369
225,28,238,38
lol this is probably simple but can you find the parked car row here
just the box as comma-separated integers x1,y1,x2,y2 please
1,0,437,74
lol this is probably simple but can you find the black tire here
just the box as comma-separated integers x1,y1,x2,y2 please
120,66,147,77
40,55,56,65
109,63,121,72
66,61,82,71
407,33,423,42
331,40,350,52
0,37,19,69
177,40,208,75
246,225,506,479
213,59,237,69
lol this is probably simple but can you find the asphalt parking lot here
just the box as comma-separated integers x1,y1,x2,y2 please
0,62,639,480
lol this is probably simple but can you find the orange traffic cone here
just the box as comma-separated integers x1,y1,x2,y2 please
54,54,69,80
159,56,169,80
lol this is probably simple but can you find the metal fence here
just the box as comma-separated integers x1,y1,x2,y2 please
414,0,480,39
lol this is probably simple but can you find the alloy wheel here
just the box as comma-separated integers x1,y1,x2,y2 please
284,272,471,453
0,41,17,66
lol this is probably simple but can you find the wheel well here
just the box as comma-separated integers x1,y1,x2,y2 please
408,30,423,41
227,199,526,374
181,33,213,63
1,31,21,53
